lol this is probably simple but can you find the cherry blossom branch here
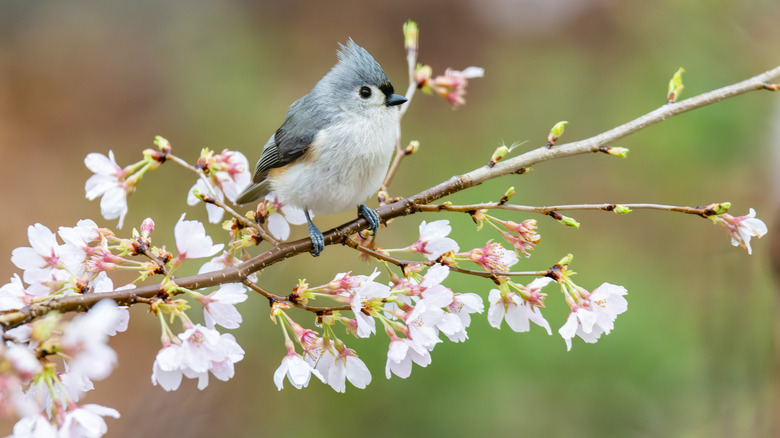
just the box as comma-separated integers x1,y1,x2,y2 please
343,237,548,281
168,153,278,245
1,65,777,330
241,279,350,313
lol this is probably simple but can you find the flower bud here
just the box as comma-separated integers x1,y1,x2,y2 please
546,121,568,148
499,187,515,205
470,209,486,230
556,253,574,267
489,145,509,168
613,205,632,214
403,20,419,52
404,140,420,155
554,214,579,228
600,146,629,158
141,217,155,237
154,135,172,153
415,64,433,89
667,67,685,103
709,202,731,216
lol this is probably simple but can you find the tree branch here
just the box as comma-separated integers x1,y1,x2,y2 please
1,65,777,329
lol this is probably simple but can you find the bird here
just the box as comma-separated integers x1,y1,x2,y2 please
235,39,407,256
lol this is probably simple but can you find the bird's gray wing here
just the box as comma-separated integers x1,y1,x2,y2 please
250,97,330,184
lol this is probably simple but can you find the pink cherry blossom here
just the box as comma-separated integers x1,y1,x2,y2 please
714,208,768,254
140,217,155,236
416,65,484,107
445,293,484,342
407,220,459,260
403,301,444,350
152,325,244,391
187,150,251,223
57,220,101,254
11,224,84,288
464,240,519,272
497,219,540,257
176,325,245,390
487,277,553,334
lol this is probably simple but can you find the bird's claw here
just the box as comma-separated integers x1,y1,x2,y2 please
304,209,325,257
308,223,325,257
357,204,381,236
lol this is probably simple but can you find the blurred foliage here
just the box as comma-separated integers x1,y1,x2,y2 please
0,0,778,437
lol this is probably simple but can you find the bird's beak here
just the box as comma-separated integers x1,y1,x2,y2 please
385,93,408,107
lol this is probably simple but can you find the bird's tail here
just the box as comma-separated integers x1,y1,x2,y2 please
235,181,271,205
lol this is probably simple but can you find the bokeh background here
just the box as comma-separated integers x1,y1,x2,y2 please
1,0,779,437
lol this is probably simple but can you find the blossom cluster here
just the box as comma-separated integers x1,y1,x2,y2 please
187,148,252,224
414,65,485,107
270,262,486,391
1,300,125,437
265,217,633,394
0,211,251,436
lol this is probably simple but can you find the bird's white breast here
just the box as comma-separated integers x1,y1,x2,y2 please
270,107,400,216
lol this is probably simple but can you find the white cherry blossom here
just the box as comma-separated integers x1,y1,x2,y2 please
314,347,371,393
173,214,224,260
265,195,308,241
62,300,121,382
559,283,628,351
58,403,120,438
196,283,248,330
84,151,128,228
274,351,324,390
385,338,431,379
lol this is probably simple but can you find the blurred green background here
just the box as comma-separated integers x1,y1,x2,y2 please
1,0,779,437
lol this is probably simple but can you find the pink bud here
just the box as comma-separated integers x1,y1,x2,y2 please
141,218,155,237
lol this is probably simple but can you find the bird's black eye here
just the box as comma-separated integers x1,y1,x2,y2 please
359,86,372,99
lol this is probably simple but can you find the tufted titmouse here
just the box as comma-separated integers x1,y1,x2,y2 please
236,39,407,256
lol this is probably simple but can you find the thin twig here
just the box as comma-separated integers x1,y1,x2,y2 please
242,279,351,313
343,237,552,279
169,153,278,244
140,247,169,276
413,202,721,218
381,39,419,193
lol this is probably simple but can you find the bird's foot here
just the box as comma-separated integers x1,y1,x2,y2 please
305,209,324,257
357,204,381,239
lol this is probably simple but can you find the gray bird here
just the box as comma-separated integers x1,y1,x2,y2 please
236,39,407,256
